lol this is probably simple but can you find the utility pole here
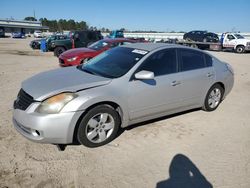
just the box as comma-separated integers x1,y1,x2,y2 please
33,9,36,19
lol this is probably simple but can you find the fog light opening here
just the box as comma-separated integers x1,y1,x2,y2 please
31,130,40,137
35,130,40,136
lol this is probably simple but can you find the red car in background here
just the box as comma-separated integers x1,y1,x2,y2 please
59,38,136,66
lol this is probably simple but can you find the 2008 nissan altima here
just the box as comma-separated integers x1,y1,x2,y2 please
13,43,234,147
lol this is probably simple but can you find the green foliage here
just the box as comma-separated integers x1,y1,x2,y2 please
24,17,37,21
39,18,88,32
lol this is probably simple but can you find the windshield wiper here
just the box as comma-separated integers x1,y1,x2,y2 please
77,65,115,79
77,66,99,76
83,68,96,75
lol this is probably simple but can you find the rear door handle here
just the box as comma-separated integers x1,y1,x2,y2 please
207,73,214,77
171,81,181,86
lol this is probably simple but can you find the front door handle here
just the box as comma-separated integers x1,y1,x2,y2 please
171,81,181,86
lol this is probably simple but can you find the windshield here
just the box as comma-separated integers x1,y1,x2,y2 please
78,47,148,78
46,35,54,40
234,34,244,39
116,31,124,37
88,40,110,50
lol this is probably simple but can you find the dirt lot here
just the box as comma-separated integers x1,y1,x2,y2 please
0,38,249,188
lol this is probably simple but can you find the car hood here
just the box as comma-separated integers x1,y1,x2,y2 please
22,66,112,101
236,38,250,43
61,48,96,58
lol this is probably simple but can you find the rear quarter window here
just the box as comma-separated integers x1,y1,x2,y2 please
205,54,213,67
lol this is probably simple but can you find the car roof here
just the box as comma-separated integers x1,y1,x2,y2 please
121,43,212,57
101,38,134,43
121,43,177,52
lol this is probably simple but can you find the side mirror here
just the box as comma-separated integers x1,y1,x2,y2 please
135,70,154,80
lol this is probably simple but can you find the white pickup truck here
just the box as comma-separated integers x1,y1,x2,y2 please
221,33,250,53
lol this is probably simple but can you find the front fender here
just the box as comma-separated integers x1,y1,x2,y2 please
61,85,129,126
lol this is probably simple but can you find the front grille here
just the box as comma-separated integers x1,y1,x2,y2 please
14,89,34,111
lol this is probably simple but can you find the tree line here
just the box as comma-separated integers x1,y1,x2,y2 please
24,17,185,33
24,16,111,32
39,18,88,32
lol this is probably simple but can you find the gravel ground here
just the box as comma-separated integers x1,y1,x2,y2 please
0,37,249,188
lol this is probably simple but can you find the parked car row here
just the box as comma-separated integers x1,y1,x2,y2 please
30,30,103,57
33,30,43,38
12,32,26,38
59,38,136,66
30,34,68,49
178,30,250,53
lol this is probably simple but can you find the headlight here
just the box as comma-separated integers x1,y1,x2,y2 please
67,57,77,62
36,93,77,114
51,42,55,47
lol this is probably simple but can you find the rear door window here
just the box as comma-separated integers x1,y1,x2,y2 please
178,49,206,71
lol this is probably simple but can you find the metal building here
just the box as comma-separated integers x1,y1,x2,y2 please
0,19,49,37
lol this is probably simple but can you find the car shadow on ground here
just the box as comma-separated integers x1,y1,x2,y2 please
121,108,200,133
156,154,213,188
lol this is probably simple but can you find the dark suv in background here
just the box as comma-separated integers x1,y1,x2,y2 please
49,30,103,57
183,31,219,43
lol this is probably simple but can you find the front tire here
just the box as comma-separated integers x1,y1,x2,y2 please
203,84,224,111
235,45,245,53
77,105,120,147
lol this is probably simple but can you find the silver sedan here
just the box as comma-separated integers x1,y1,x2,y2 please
13,43,234,147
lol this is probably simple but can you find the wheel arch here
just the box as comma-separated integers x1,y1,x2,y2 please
209,82,225,98
72,101,123,144
202,81,225,104
202,82,225,111
234,44,245,53
216,82,225,91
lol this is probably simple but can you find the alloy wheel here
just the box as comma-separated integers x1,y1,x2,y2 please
208,88,221,109
85,113,115,143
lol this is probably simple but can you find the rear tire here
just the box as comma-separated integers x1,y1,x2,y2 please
203,84,224,112
54,47,66,57
190,44,198,48
77,105,120,147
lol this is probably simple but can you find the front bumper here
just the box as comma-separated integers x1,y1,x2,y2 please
245,45,250,51
59,57,81,67
13,108,84,144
